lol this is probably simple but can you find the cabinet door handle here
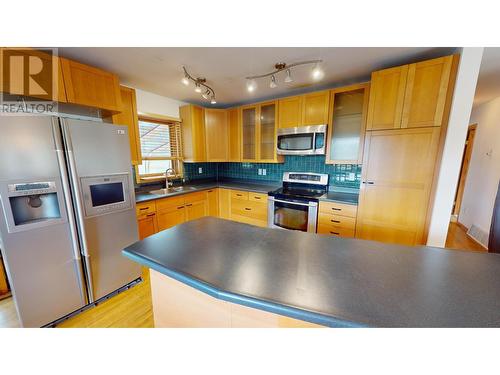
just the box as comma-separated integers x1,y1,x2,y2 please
244,207,251,211
146,213,155,217
186,204,192,207
362,181,375,185
177,206,185,209
253,196,261,199
208,190,213,192
331,220,340,223
330,231,340,235
331,208,341,211
236,194,243,197
139,207,148,211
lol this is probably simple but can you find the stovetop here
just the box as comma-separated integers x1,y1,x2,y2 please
270,187,326,199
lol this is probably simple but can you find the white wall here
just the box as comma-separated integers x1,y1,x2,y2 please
133,88,186,118
426,48,484,247
459,97,500,236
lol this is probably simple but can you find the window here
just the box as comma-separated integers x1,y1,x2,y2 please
136,116,183,182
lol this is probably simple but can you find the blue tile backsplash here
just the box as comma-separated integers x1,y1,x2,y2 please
184,156,361,189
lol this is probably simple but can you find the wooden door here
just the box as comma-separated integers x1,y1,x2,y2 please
109,86,142,165
241,106,257,161
227,108,241,162
137,213,158,240
207,189,219,217
157,205,186,231
278,96,302,128
366,65,408,130
218,188,232,219
302,91,330,126
401,56,454,128
60,57,122,112
258,102,277,161
205,109,228,161
326,83,369,164
356,127,441,245
186,200,207,221
453,125,477,216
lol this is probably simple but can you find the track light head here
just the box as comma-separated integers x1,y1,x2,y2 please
270,75,277,89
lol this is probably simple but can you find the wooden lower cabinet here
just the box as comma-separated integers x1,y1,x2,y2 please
157,205,186,231
207,189,219,217
186,200,207,221
0,258,10,297
229,190,267,227
317,201,357,238
355,127,441,245
137,213,158,240
218,188,232,219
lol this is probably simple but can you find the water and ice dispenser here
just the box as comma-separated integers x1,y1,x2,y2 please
1,181,64,233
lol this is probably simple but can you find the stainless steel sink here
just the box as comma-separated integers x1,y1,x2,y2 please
148,186,198,195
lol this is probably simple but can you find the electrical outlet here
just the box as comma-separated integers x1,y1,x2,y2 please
198,167,203,174
262,169,267,176
258,168,262,175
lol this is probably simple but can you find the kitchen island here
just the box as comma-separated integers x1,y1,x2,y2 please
122,217,500,327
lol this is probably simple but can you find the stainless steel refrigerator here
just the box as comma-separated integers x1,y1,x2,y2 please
0,116,141,327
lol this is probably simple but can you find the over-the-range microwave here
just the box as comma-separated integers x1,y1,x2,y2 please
276,124,327,156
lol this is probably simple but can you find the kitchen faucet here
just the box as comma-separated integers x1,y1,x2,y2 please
165,168,175,189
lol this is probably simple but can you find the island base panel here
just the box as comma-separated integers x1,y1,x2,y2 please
149,269,323,328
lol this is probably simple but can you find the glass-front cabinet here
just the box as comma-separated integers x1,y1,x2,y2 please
241,101,280,162
326,83,369,164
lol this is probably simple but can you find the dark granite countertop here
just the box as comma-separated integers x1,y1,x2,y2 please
135,180,280,203
319,191,359,205
123,217,500,327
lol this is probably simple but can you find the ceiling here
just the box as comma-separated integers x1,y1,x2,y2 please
58,47,459,108
474,47,500,107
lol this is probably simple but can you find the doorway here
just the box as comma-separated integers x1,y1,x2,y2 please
452,124,477,219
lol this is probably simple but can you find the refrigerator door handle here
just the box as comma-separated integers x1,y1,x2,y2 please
60,118,95,303
51,119,88,305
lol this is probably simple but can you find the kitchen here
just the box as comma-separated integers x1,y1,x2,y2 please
1,45,500,331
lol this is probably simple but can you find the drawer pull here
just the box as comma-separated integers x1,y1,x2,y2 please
330,231,340,235
139,207,149,211
146,213,155,217
186,204,192,207
177,206,185,209
244,208,251,211
208,190,213,192
362,181,375,185
253,196,261,199
331,208,341,211
236,194,243,197
331,220,340,223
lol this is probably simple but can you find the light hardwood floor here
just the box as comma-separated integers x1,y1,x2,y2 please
445,222,487,252
0,268,153,328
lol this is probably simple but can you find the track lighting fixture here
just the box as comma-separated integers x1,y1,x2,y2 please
181,66,217,105
245,60,322,93
270,75,277,89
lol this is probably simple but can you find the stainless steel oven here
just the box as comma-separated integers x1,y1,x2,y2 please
277,125,327,155
267,172,329,233
268,196,318,232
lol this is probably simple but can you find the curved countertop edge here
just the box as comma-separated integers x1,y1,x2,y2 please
122,250,366,328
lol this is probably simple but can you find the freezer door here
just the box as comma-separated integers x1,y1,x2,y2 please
61,118,141,301
0,116,87,327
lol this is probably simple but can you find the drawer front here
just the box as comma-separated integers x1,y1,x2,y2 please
136,201,156,217
317,224,355,238
231,199,267,221
318,213,356,230
319,201,357,218
248,192,268,202
156,196,185,211
231,190,249,201
185,191,208,204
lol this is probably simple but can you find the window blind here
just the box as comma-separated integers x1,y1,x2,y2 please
138,120,182,159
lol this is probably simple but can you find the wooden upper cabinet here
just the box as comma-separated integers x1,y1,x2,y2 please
108,86,141,165
302,91,330,126
227,108,241,162
278,96,302,128
0,48,67,102
258,101,277,161
180,104,206,162
60,57,122,112
366,65,408,130
241,105,258,161
401,56,454,128
326,83,369,164
205,108,228,162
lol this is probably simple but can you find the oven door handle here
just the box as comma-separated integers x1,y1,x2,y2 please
268,197,318,207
